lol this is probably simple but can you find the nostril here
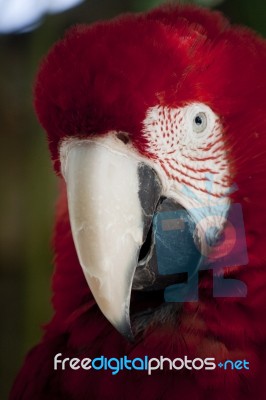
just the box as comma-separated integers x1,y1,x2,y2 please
116,132,130,144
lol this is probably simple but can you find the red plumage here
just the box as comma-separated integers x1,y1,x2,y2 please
11,4,266,399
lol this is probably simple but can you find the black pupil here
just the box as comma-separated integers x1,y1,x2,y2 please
195,115,202,125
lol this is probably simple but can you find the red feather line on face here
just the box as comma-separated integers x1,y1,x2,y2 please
142,101,230,200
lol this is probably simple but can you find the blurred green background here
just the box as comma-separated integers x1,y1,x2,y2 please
0,0,265,397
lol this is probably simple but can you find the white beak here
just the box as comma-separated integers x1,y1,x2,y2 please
61,136,146,339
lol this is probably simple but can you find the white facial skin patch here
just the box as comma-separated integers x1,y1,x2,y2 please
143,103,231,252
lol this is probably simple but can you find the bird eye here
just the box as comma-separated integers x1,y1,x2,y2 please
193,112,207,133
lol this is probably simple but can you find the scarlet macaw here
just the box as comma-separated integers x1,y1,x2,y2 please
11,4,266,400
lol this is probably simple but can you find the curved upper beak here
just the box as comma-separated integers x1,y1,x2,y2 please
60,135,161,339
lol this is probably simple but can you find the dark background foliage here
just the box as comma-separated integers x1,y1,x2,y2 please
0,0,265,397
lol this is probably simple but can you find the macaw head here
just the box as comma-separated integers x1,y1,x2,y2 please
34,5,266,340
